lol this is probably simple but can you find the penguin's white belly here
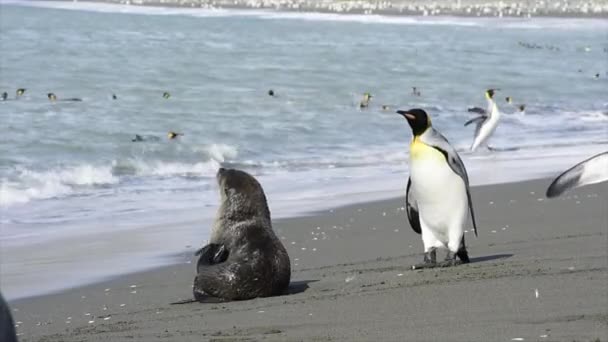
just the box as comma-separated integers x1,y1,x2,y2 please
472,113,499,150
410,144,467,242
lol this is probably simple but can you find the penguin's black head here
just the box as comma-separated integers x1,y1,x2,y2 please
16,88,26,96
48,93,56,101
397,108,430,136
485,88,498,99
268,89,275,96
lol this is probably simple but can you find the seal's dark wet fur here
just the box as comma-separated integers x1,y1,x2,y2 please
193,168,291,301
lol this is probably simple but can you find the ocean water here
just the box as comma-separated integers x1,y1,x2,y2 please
0,1,607,299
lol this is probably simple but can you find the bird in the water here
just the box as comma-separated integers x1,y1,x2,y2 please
132,134,144,142
546,152,608,198
268,89,275,97
1,92,7,101
112,94,118,100
163,92,171,99
359,92,372,109
504,96,525,115
467,89,501,152
381,105,390,111
397,108,478,269
48,93,82,102
16,88,26,98
167,131,183,140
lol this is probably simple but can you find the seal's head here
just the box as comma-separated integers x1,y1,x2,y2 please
216,168,270,221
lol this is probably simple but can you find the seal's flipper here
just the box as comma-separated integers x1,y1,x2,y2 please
196,243,229,267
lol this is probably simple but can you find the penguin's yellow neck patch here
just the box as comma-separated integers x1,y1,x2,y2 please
410,137,443,162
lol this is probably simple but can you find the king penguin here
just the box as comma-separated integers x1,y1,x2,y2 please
468,89,501,151
397,108,478,269
546,151,608,197
1,292,18,342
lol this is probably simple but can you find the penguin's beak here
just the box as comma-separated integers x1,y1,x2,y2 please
396,110,415,121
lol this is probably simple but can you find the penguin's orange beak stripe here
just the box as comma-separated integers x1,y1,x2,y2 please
404,113,416,120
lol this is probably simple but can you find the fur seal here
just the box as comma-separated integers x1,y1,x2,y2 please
193,168,291,301
1,292,18,342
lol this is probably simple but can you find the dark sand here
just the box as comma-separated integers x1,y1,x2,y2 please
9,179,608,341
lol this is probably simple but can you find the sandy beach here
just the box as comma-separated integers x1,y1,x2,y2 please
9,178,607,341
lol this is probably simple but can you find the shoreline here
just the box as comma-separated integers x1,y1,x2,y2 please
9,178,608,341
14,0,608,18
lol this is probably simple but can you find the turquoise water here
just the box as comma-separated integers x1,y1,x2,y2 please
0,1,607,299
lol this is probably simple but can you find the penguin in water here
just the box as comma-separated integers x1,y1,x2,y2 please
397,108,478,269
1,292,18,342
505,96,526,115
546,151,608,198
167,131,183,140
163,92,171,99
268,89,275,97
359,92,372,109
466,89,501,152
112,94,118,100
1,92,8,101
16,88,26,98
131,134,160,142
48,93,82,102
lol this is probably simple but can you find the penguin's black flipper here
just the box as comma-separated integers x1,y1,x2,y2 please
464,116,486,127
406,177,421,234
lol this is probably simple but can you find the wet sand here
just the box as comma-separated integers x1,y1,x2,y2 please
9,178,608,341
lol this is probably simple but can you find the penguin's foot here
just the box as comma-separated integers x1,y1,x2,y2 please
412,250,437,270
437,251,462,267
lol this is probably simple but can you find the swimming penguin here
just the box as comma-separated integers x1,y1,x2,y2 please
504,96,525,115
132,134,144,142
467,89,501,152
112,94,118,100
163,92,171,99
48,93,82,102
268,89,275,97
397,108,478,269
546,151,608,198
167,131,183,140
381,105,390,111
16,88,26,98
1,92,7,101
359,92,372,109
